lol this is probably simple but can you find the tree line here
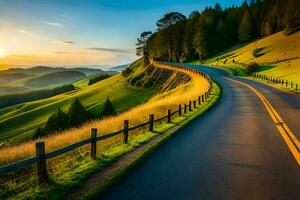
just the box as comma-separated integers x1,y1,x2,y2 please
88,74,111,86
136,0,300,63
35,97,116,138
0,84,75,109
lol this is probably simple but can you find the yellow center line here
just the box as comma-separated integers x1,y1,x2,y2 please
228,78,300,167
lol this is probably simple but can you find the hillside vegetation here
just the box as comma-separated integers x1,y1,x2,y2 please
21,71,85,88
204,31,300,85
0,60,209,166
136,0,299,64
0,73,155,145
0,59,191,146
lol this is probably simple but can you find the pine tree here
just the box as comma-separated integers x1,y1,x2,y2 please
216,18,227,51
44,108,68,134
193,17,209,61
68,99,89,127
239,9,252,42
285,0,300,34
181,12,199,62
102,97,116,117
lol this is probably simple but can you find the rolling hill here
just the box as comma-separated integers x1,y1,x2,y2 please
0,73,34,85
2,66,106,76
0,66,115,95
204,31,300,85
21,71,86,88
0,59,194,146
0,61,154,145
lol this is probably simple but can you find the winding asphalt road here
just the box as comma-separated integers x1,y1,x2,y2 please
100,64,300,200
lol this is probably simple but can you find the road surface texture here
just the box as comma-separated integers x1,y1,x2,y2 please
100,64,300,200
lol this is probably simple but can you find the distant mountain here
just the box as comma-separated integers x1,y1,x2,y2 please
22,71,86,89
0,73,34,85
110,64,130,72
1,66,106,76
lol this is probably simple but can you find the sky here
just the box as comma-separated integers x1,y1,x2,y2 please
0,0,243,68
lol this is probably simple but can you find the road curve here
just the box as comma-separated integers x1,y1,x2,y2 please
99,64,300,200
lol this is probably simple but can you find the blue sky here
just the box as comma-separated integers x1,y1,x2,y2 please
0,0,243,67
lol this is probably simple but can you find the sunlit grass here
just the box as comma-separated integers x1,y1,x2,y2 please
204,31,300,85
0,64,209,165
0,73,155,145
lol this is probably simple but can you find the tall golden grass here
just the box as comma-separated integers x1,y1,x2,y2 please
0,64,209,165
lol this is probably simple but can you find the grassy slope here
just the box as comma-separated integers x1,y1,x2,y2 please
0,73,156,145
0,67,106,95
19,71,86,88
48,82,221,200
204,31,300,84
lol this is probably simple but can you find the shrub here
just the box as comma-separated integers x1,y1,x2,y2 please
252,47,265,58
0,84,75,109
68,99,90,127
121,67,133,77
88,74,111,85
245,62,259,74
130,73,145,85
102,97,116,117
44,108,68,134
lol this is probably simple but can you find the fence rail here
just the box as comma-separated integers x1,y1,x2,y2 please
0,62,213,185
252,73,299,91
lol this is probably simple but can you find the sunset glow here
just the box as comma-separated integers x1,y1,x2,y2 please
0,48,5,58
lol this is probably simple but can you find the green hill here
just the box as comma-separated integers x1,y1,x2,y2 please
0,61,157,145
21,71,86,88
0,73,34,85
2,66,106,76
203,31,300,86
0,59,191,146
0,85,32,95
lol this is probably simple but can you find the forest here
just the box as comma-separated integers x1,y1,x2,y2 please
136,0,300,63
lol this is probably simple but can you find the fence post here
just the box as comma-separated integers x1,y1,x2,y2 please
167,109,171,123
123,120,129,144
149,114,154,132
90,128,97,159
198,96,201,105
184,104,187,113
193,100,196,108
189,101,192,111
296,84,298,91
286,80,288,87
36,141,48,184
202,95,204,102
291,81,293,88
178,104,182,116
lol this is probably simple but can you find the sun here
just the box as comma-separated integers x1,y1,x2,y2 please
0,48,6,57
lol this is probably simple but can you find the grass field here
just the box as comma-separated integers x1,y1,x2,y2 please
0,63,214,200
0,62,209,164
204,31,300,86
0,73,156,145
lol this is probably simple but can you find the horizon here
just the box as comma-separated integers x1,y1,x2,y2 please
0,0,243,69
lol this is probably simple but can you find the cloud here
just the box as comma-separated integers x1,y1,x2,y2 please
18,30,28,33
54,40,75,45
86,47,135,54
62,40,75,44
18,29,36,37
55,51,87,55
46,22,63,27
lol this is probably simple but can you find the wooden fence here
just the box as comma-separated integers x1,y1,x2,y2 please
253,73,299,91
0,62,212,185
